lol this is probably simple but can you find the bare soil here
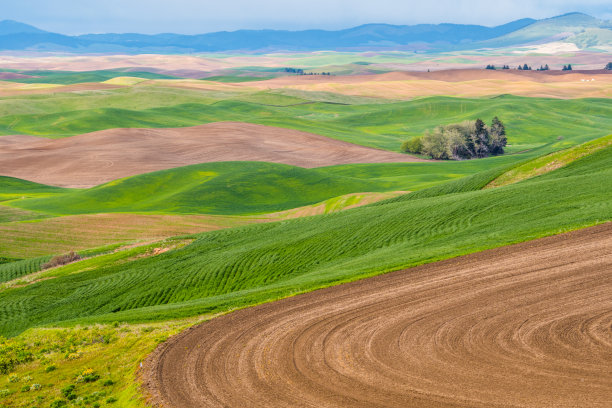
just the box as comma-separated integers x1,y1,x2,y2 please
144,223,612,408
0,122,422,188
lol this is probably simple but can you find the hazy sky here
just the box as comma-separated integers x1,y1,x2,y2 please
2,0,611,34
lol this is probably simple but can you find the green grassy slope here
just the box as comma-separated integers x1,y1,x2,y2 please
319,152,530,191
0,69,178,84
0,176,66,201
0,86,227,119
1,145,610,336
9,162,393,215
1,92,611,152
487,133,612,188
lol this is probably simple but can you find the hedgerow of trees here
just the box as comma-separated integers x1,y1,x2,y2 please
284,68,332,76
486,64,510,70
401,117,507,160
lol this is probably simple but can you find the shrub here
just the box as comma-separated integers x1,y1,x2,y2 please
421,128,451,159
42,251,81,270
45,365,56,372
0,339,34,374
106,396,117,403
61,384,76,400
50,400,67,408
102,379,114,386
83,373,100,383
400,136,423,154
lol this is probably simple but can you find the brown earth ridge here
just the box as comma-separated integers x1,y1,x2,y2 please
0,122,423,188
144,223,612,408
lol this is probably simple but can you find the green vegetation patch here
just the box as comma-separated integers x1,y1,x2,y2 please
486,134,612,188
0,321,196,408
0,69,179,85
2,94,612,153
0,256,51,284
1,145,610,337
10,162,392,216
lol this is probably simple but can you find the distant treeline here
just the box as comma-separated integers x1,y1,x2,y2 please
401,118,507,160
284,68,333,76
486,63,612,71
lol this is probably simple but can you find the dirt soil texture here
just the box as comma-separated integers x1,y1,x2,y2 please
0,122,423,188
143,223,612,408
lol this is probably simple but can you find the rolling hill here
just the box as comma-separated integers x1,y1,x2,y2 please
8,161,398,215
481,12,612,48
1,138,610,336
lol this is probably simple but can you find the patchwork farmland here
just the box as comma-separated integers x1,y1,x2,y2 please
1,11,612,408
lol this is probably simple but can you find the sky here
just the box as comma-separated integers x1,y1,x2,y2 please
1,0,611,34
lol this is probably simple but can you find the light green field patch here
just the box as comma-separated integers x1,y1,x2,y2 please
9,162,391,216
486,133,612,188
102,77,150,86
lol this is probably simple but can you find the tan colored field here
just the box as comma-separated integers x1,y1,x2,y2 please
143,69,612,100
0,213,256,258
1,50,610,75
234,69,612,99
0,81,122,96
145,223,612,408
0,122,422,188
0,54,289,76
0,192,401,257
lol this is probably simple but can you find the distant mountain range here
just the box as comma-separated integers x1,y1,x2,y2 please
0,12,610,53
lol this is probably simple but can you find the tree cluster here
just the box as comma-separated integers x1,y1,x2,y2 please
537,64,550,71
401,118,507,160
518,64,532,71
562,64,573,71
301,72,332,76
485,65,510,70
284,68,304,74
284,68,332,76
606,62,612,70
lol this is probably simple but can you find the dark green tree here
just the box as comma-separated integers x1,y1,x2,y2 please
489,117,507,155
473,118,490,158
606,62,612,70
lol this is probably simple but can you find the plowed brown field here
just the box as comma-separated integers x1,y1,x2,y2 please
144,223,612,408
0,122,421,187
